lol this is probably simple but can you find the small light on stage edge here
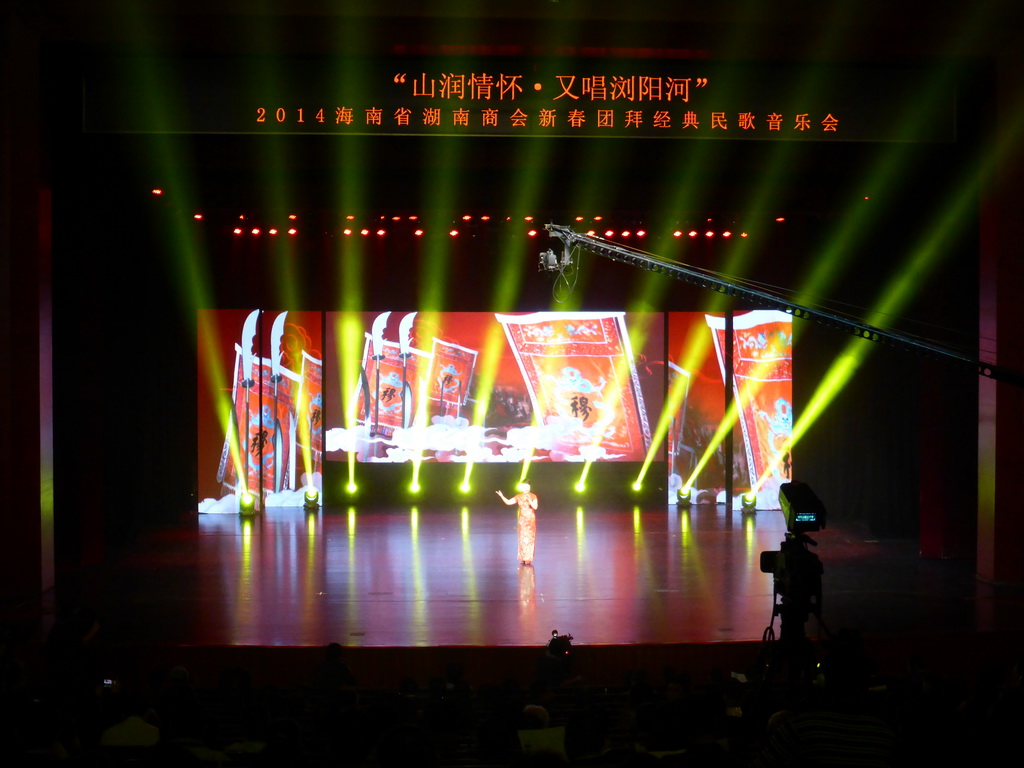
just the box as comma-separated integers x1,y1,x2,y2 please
239,491,256,515
303,487,320,511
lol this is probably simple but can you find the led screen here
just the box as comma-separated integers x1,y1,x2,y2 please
195,308,790,510
667,310,793,509
324,311,664,464
197,309,324,513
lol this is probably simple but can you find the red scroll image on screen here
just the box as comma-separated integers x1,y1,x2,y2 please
707,310,793,510
324,310,659,464
197,309,324,513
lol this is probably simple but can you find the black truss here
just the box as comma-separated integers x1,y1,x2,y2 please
543,223,1022,387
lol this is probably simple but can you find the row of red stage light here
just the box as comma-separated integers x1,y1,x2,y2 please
158,193,760,239
224,226,752,238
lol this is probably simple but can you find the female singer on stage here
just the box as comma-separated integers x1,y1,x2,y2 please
496,483,538,565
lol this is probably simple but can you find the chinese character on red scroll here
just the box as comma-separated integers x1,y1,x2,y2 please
222,348,289,507
356,337,425,436
354,311,431,447
204,309,323,512
427,337,478,420
496,312,651,461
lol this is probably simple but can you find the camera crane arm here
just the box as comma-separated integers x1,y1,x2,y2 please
542,222,1023,387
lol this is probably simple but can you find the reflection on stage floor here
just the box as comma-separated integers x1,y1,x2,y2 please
61,501,1024,653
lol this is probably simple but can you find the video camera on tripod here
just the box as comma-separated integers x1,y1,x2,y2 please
760,482,827,625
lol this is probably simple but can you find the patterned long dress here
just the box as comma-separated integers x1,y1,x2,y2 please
515,492,538,564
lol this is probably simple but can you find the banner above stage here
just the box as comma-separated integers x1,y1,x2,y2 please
83,55,956,143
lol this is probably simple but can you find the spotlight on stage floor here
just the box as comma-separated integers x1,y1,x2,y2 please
676,486,692,506
239,491,256,515
741,491,757,512
303,488,320,511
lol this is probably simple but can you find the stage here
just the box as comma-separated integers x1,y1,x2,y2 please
37,501,1024,689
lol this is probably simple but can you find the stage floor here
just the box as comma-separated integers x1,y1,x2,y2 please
56,502,1024,653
